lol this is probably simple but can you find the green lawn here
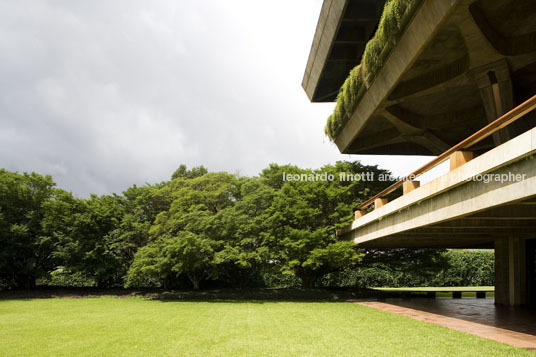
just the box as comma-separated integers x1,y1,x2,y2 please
0,297,531,356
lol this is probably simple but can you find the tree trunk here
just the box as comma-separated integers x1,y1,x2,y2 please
188,274,201,290
192,279,200,290
300,274,317,289
162,278,171,290
20,276,36,290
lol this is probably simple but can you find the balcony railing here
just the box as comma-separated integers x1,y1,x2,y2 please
354,94,536,219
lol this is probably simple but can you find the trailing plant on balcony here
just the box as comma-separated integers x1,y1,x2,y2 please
325,0,423,141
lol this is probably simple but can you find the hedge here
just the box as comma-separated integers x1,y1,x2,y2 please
317,250,494,288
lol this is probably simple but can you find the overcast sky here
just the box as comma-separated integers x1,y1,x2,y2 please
0,0,433,197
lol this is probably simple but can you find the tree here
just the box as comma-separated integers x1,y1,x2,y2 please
212,177,273,288
2,160,456,292
432,250,494,286
164,232,215,290
105,183,171,284
128,172,240,289
171,164,208,180
151,172,239,236
0,170,55,289
360,248,449,275
127,173,277,289
127,232,215,290
263,162,390,288
44,192,126,287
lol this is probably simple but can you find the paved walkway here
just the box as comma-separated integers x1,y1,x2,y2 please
353,299,536,350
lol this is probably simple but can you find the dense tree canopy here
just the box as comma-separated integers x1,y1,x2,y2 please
262,162,391,287
0,170,55,289
0,163,489,291
171,164,208,180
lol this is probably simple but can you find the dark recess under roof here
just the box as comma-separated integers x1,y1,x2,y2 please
302,0,385,102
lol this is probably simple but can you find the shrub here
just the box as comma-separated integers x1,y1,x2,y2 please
263,273,301,289
38,268,97,288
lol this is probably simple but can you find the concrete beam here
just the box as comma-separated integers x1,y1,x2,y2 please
388,55,469,101
382,109,451,155
349,127,404,152
400,226,536,236
351,157,536,244
344,127,536,247
467,205,536,220
347,128,536,236
469,60,513,146
358,235,494,249
302,0,347,101
432,219,536,229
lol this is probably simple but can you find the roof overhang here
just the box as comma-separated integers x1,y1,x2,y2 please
306,0,536,155
302,0,385,102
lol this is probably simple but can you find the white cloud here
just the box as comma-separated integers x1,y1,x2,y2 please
0,0,432,196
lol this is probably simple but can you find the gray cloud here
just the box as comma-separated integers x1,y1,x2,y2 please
0,0,431,197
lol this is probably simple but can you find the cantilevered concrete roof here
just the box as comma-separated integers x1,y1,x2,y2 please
302,0,385,102
304,0,536,155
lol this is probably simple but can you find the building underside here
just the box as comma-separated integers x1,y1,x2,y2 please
304,0,536,306
304,0,536,155
342,128,536,305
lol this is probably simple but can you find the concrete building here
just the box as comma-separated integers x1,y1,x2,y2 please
303,0,536,306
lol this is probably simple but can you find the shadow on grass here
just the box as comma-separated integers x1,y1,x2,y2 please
0,286,429,303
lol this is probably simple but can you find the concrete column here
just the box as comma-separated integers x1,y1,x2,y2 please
494,237,526,306
354,209,366,220
449,151,473,171
402,180,420,195
470,60,513,146
515,238,527,306
374,198,388,210
494,238,508,305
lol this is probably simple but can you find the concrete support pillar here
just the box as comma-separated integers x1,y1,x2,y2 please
494,238,508,305
374,198,388,210
449,151,473,171
354,209,366,220
403,180,420,195
494,237,527,306
470,60,513,146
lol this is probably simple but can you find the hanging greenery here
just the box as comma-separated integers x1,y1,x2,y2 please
325,0,423,141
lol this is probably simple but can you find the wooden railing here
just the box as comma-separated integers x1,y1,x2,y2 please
355,94,536,216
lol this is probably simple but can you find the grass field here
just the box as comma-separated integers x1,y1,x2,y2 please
0,297,531,356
